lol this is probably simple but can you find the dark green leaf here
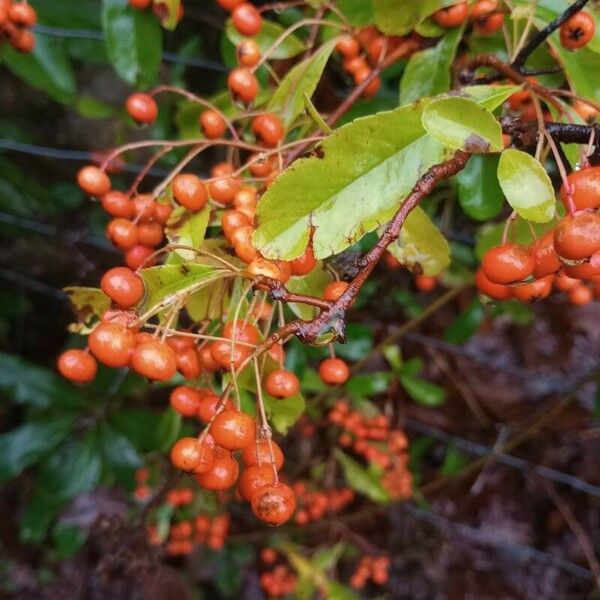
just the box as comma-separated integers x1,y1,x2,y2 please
101,0,162,88
444,297,485,344
111,408,171,452
334,449,390,503
337,0,374,26
373,0,441,35
156,408,182,452
51,523,87,558
456,154,504,221
165,206,211,260
264,393,306,435
20,486,61,545
334,323,373,361
100,423,142,486
0,417,75,481
346,372,392,397
400,374,445,406
439,443,469,475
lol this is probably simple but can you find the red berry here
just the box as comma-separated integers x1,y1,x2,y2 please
475,268,511,300
217,0,245,9
101,267,145,308
236,39,260,67
171,437,214,473
222,320,259,345
228,67,259,104
560,166,600,211
238,464,276,501
126,93,158,124
222,209,251,241
131,340,177,381
211,409,256,450
132,194,157,222
172,173,208,211
252,113,285,148
473,10,504,35
9,3,37,27
251,482,296,525
232,2,262,36
323,280,349,301
77,165,111,197
247,257,290,283
170,386,203,417
336,35,360,58
265,369,300,399
241,439,284,470
481,243,534,284
101,191,134,218
200,109,227,139
511,275,553,302
177,348,201,380
154,202,173,224
10,28,35,53
136,222,163,247
197,393,234,423
319,358,350,385
88,323,135,368
569,284,593,306
208,175,241,205
125,245,155,270
529,231,561,279
129,0,152,9
210,340,250,370
560,11,595,50
554,212,600,260
415,275,437,292
432,1,468,27
354,67,381,99
57,349,97,383
195,449,239,490
290,245,317,276
106,218,139,250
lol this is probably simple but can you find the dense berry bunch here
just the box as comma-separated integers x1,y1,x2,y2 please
259,549,298,598
292,481,354,525
350,555,390,589
433,1,504,35
0,0,36,53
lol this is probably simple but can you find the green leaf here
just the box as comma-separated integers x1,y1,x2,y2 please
156,408,182,452
444,297,485,343
37,428,103,502
456,154,504,221
285,264,332,320
0,353,86,409
254,100,454,261
550,42,600,103
439,443,469,475
400,374,445,406
51,523,87,558
373,0,441,35
154,0,181,30
334,323,373,361
267,40,336,127
20,486,61,545
334,449,390,503
64,286,111,334
0,417,75,481
497,149,555,223
475,219,545,260
346,372,392,397
422,96,503,153
76,96,119,119
400,25,464,105
165,206,211,260
2,35,77,104
337,0,374,26
139,263,228,312
100,424,142,486
225,18,304,59
462,84,521,112
264,393,306,435
385,206,451,276
101,0,162,88
111,408,166,452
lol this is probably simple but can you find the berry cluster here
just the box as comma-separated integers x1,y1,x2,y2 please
291,481,354,525
0,0,36,53
259,548,298,599
477,165,600,306
329,401,412,500
433,1,504,35
349,555,390,589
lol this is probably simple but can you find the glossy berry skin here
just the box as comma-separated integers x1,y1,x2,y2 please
171,437,214,473
228,68,259,104
511,275,553,303
319,358,350,385
126,93,158,124
101,267,144,308
131,340,177,381
9,3,37,27
222,210,251,240
415,275,437,292
470,0,498,19
249,153,278,178
89,323,135,368
77,166,111,197
563,259,600,279
529,231,561,279
170,386,203,417
106,218,139,250
560,11,595,50
265,369,300,399
217,0,245,9
195,449,239,490
252,113,285,148
198,345,220,372
233,226,259,263
290,246,316,276
238,464,276,501
125,245,155,270
172,173,208,211
211,409,256,450
241,439,284,470
560,166,600,211
222,320,259,345
251,482,296,525
554,212,600,260
247,258,290,283
481,243,534,284
177,348,201,380
129,0,152,8
137,222,163,247
569,285,593,306
154,202,173,224
432,2,468,27
231,2,262,36
354,67,381,99
101,191,134,218
197,393,234,423
58,349,97,383
200,109,227,139
336,35,360,58
209,176,241,205
236,39,261,67
475,268,511,300
210,340,250,370
11,29,35,53
554,271,580,292
323,280,349,301
132,194,156,222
